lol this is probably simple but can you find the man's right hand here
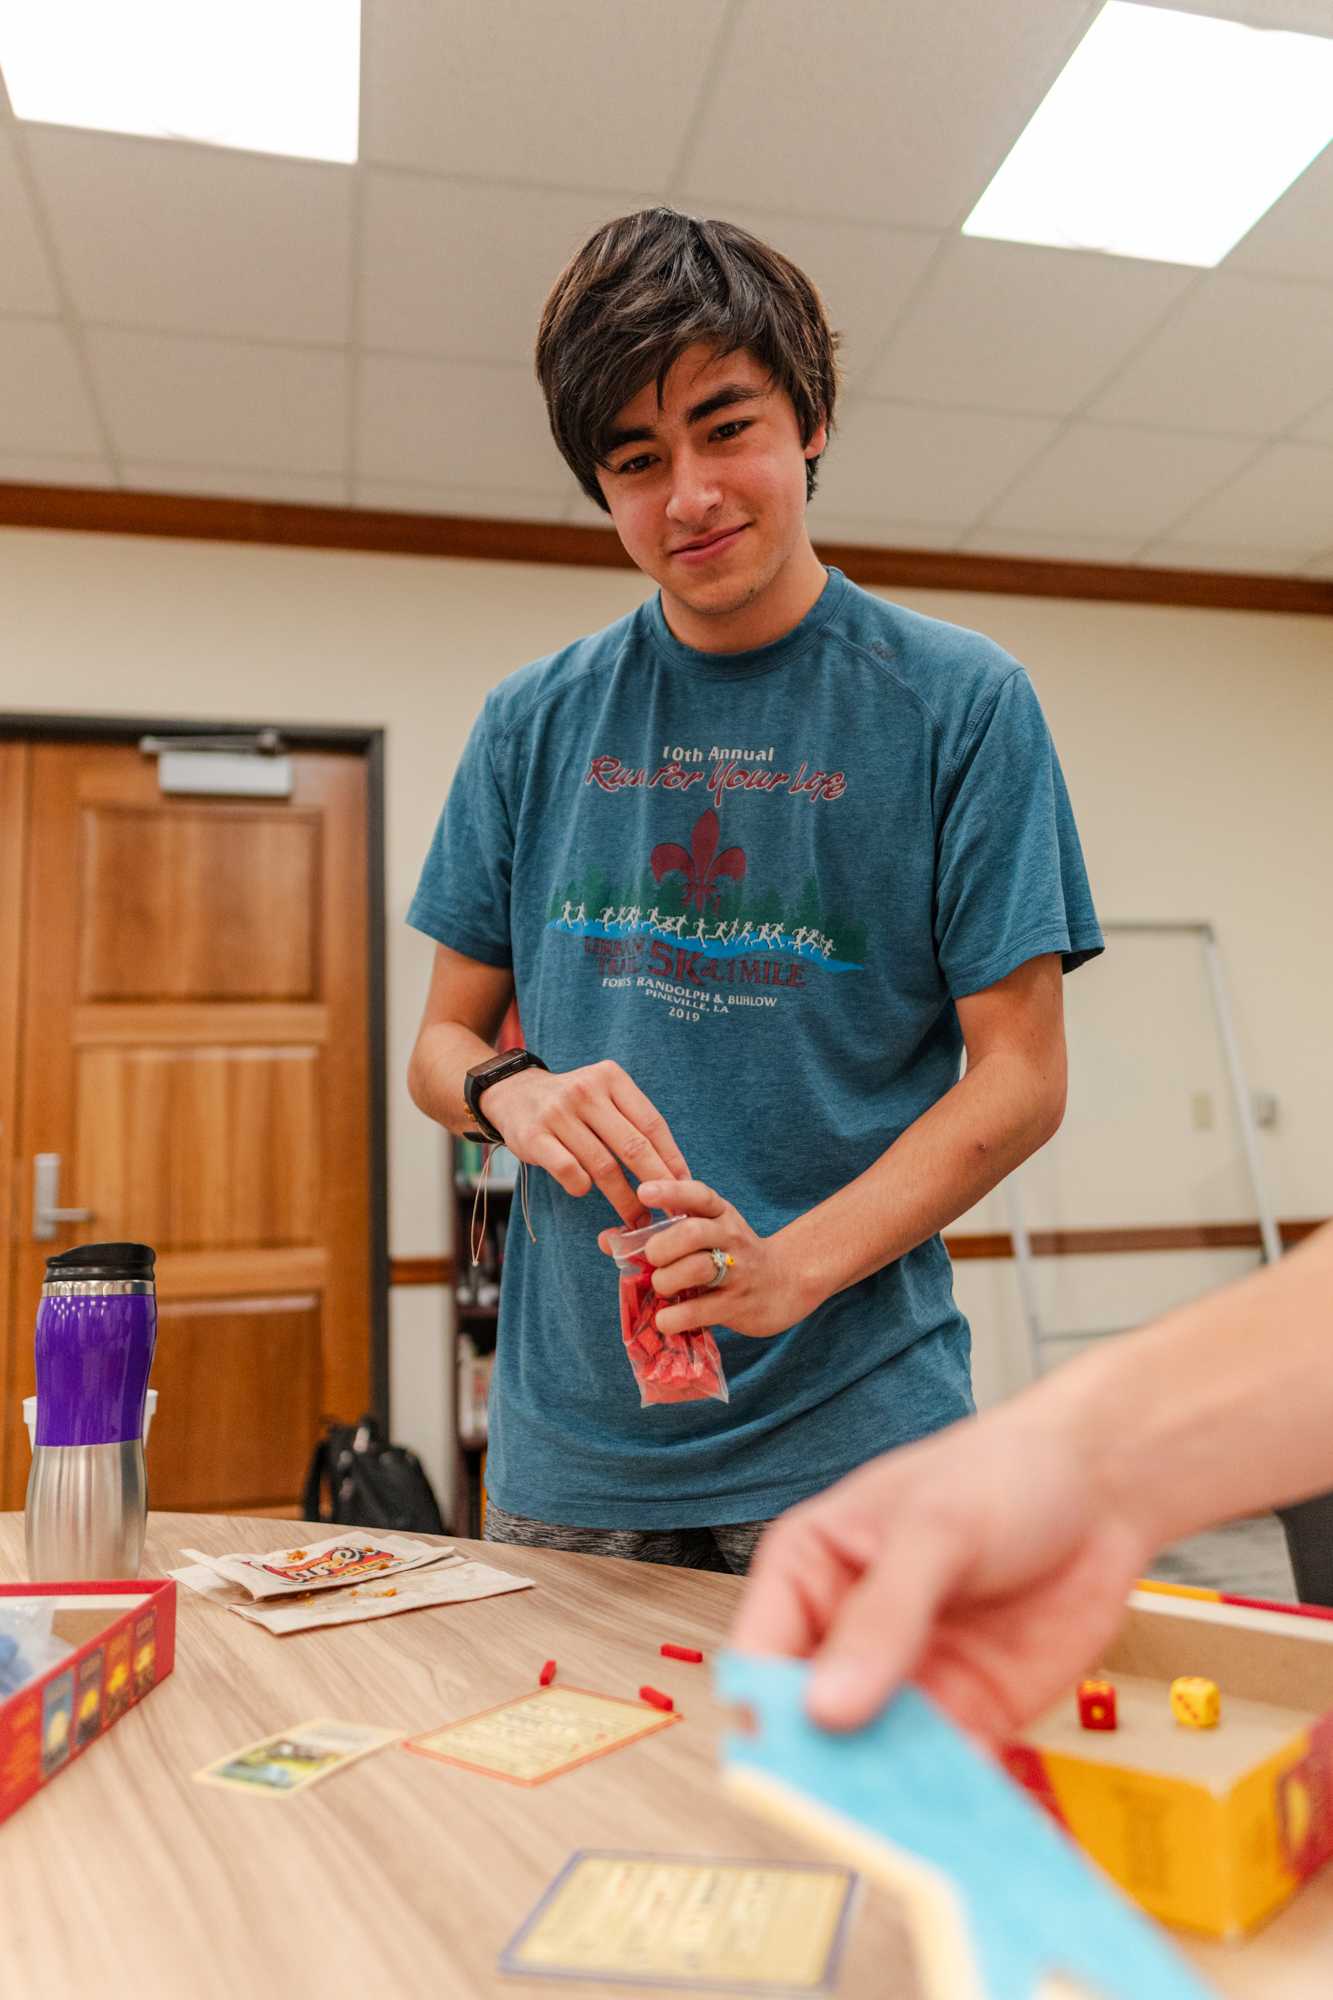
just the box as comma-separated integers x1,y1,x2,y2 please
482,1058,689,1226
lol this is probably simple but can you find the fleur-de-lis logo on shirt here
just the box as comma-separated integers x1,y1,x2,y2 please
650,806,747,913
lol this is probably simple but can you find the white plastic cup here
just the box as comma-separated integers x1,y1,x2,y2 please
23,1388,158,1453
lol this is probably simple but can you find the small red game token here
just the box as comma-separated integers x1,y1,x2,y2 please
660,1644,704,1663
638,1685,674,1712
539,1659,557,1686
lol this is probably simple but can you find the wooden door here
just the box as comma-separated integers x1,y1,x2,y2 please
2,741,374,1513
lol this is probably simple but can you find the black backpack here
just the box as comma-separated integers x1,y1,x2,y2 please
302,1414,447,1535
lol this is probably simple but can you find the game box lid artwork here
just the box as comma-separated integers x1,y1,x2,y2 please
0,1579,176,1827
1004,1585,1333,1938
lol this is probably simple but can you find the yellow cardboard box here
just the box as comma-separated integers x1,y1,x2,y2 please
1002,1587,1333,1939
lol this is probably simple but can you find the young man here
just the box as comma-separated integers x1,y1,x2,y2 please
406,209,1102,1573
732,1222,1333,1741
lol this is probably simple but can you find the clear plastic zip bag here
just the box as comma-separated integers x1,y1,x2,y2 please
610,1215,729,1407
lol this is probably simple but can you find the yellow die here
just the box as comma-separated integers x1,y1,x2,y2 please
1171,1676,1221,1729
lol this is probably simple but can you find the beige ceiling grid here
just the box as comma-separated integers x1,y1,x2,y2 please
1,0,1331,577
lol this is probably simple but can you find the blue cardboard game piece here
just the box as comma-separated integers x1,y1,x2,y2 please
716,1653,1217,2000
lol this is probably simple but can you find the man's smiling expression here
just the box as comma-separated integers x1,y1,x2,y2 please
595,343,828,654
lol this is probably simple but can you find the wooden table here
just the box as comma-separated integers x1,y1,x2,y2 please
2,1514,1332,1999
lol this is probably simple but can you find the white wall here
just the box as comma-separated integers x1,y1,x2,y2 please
4,527,1330,1487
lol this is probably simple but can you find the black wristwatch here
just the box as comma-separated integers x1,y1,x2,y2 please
463,1048,547,1145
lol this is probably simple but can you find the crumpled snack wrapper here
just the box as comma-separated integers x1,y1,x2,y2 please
174,1529,446,1600
170,1548,532,1634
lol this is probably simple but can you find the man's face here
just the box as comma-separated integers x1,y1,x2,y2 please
594,344,826,646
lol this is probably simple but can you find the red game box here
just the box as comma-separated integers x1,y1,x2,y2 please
0,1578,176,1825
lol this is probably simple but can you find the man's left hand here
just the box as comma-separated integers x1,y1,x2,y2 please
598,1178,810,1339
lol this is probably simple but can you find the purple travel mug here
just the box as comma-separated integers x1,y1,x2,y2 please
25,1241,157,1580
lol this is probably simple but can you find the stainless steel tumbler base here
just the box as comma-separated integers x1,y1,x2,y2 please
25,1440,147,1581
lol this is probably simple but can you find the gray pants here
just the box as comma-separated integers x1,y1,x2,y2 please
1279,1494,1333,1607
483,1500,769,1575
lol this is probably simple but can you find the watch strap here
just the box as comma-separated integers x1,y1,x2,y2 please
463,1048,547,1145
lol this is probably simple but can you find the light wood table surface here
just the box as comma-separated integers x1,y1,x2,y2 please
1,1513,1331,2000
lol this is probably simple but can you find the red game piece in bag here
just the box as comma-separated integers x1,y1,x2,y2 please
609,1216,729,1408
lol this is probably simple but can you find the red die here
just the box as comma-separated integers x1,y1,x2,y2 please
1077,1678,1118,1731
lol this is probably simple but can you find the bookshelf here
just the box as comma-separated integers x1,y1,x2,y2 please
449,1002,527,1537
450,1134,517,1537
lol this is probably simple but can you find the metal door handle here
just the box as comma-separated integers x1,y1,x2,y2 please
33,1153,96,1242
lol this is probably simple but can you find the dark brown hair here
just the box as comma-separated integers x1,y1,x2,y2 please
535,208,840,510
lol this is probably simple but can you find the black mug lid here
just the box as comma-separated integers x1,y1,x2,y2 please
44,1241,155,1283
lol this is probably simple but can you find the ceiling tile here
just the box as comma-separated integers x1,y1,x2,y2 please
816,401,1057,525
1136,1,1333,32
2,5,1325,559
1298,394,1333,445
122,464,348,504
87,329,347,471
361,174,640,361
0,320,104,454
1167,441,1333,550
702,210,941,385
1138,539,1316,574
364,0,725,188
871,240,1194,414
0,129,59,313
985,423,1257,538
358,479,569,521
358,354,568,491
681,0,1095,227
1088,271,1333,436
26,128,352,344
1228,140,1333,285
959,528,1145,563
0,450,114,486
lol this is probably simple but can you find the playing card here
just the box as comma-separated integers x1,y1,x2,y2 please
405,1685,678,1786
194,1718,400,1798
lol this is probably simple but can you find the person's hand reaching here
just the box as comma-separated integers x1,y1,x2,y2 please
732,1402,1150,1742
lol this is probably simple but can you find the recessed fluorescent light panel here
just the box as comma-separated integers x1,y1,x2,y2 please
963,1,1333,267
0,0,360,164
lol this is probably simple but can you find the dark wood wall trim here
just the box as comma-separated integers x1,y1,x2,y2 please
390,1219,1324,1286
390,1255,454,1287
4,481,1332,616
943,1218,1324,1260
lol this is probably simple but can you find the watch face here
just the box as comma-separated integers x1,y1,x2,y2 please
472,1053,519,1089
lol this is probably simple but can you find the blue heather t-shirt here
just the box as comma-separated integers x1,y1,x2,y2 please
409,568,1102,1527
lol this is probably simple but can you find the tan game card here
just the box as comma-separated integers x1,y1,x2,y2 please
499,1852,858,1991
404,1685,678,1785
